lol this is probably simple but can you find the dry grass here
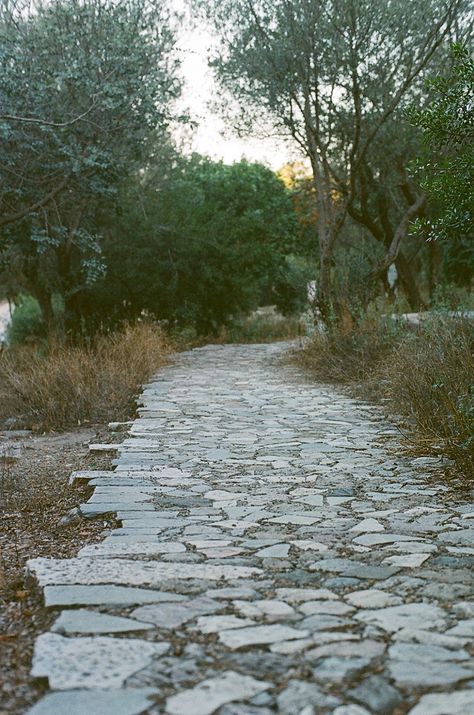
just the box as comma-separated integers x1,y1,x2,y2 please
217,308,305,344
296,313,474,477
0,322,173,431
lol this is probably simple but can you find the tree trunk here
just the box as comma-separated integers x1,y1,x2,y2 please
395,251,426,311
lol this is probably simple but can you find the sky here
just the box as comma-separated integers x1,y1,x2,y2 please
175,14,296,169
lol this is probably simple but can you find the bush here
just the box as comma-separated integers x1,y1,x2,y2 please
0,323,172,431
6,295,46,347
295,312,474,476
295,310,403,383
218,308,305,344
380,318,473,472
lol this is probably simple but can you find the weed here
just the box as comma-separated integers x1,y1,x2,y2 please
0,322,172,431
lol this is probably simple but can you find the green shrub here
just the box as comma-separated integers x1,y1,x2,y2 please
6,295,46,347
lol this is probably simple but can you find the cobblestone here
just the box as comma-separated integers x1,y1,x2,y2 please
27,343,474,713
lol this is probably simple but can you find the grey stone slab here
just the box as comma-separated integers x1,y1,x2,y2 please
165,671,271,715
43,585,187,608
348,675,402,715
51,609,154,634
408,691,474,715
27,689,158,715
313,656,372,683
131,597,224,629
355,603,447,633
388,659,474,687
28,557,262,586
78,541,186,557
219,624,310,649
31,633,169,689
276,679,340,714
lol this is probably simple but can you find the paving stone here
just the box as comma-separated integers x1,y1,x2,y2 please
408,690,474,715
27,689,159,715
131,597,224,629
31,633,169,689
233,599,295,620
332,707,371,715
350,518,385,533
77,541,186,557
255,543,290,558
28,557,261,586
388,659,474,687
345,589,402,608
382,553,431,567
219,624,310,649
275,588,338,603
298,600,354,616
43,585,187,607
355,603,447,632
313,656,372,683
348,675,402,714
51,609,154,634
445,618,474,637
165,671,271,715
193,615,256,634
276,679,340,714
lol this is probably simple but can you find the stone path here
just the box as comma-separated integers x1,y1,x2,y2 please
27,343,474,715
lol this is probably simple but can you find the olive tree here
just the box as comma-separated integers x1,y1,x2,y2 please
200,0,469,316
0,0,180,334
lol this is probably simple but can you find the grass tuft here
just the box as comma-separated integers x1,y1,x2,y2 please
0,322,172,431
296,312,474,477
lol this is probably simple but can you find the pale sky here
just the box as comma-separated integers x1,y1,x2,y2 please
174,11,296,169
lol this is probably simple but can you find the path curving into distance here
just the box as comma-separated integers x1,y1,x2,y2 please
27,342,474,715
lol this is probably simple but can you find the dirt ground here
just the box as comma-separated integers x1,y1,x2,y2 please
0,426,120,714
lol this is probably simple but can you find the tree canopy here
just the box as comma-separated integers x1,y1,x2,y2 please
0,0,180,331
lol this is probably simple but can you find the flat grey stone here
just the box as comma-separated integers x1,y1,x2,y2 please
31,633,169,689
446,618,474,637
438,529,474,545
132,597,224,629
388,659,473,687
276,679,340,714
27,689,158,715
408,691,474,715
313,656,371,683
43,585,186,608
193,615,256,634
275,588,338,603
28,557,261,586
348,675,402,715
345,589,402,609
219,624,310,649
234,599,295,620
51,609,154,634
255,543,290,558
389,642,470,663
165,671,271,715
78,541,186,557
355,603,447,633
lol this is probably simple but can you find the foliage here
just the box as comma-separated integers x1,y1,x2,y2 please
217,307,305,344
296,312,474,476
0,323,172,430
84,156,299,334
200,0,469,315
409,44,474,284
6,295,46,348
0,0,180,332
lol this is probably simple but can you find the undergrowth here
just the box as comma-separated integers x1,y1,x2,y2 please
0,322,173,431
296,312,474,477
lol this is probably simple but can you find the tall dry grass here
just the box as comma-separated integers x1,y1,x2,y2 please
0,323,173,430
296,313,474,477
